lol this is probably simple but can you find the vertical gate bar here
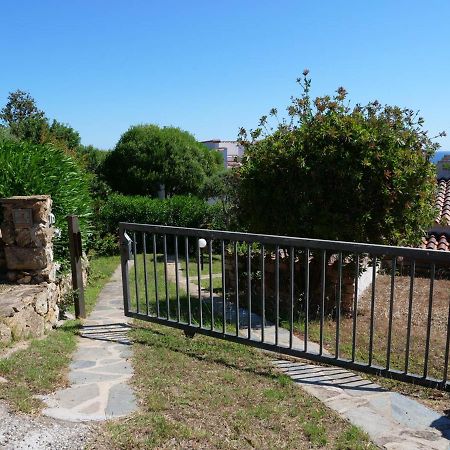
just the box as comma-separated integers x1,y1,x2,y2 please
289,247,294,349
443,293,450,384
351,253,360,362
209,239,214,331
304,248,310,352
247,243,252,339
404,260,415,373
234,241,240,336
132,232,139,314
120,227,131,316
368,255,377,367
261,244,265,343
142,232,149,316
152,234,159,317
275,245,280,346
221,240,226,334
197,238,203,328
335,252,343,359
185,236,191,325
163,234,169,320
174,235,180,323
423,263,435,379
319,250,326,355
386,257,397,370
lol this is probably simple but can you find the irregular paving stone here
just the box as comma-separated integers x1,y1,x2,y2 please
42,265,137,422
105,383,137,416
274,359,450,449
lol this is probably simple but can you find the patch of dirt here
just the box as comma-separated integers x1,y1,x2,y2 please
0,401,96,449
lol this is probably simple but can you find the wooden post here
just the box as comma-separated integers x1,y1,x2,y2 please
67,215,86,318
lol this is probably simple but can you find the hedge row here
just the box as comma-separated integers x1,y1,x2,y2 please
98,194,226,234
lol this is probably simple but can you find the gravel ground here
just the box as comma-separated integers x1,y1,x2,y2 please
0,402,96,450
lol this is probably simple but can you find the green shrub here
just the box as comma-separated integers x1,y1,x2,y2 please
0,140,92,269
98,194,212,236
101,124,223,197
237,72,439,246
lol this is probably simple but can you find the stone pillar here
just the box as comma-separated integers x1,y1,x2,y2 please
0,196,55,284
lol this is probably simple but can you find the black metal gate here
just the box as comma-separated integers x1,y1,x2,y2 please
120,222,450,390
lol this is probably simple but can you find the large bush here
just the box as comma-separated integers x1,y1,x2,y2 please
101,124,223,197
0,140,92,268
237,73,439,246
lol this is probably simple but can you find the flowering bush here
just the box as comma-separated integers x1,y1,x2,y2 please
237,71,442,246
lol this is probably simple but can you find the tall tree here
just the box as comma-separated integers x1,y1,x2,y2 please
0,90,47,143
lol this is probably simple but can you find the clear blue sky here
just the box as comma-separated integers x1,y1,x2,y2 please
1,0,449,150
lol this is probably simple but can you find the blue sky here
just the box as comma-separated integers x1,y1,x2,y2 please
1,1,449,150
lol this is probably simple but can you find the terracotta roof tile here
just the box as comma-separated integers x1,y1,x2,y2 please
436,178,450,225
421,233,450,251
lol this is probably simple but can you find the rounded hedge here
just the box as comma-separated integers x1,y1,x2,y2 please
101,124,223,197
0,140,92,268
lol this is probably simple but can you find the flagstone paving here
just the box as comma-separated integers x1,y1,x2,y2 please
273,359,450,449
42,265,137,422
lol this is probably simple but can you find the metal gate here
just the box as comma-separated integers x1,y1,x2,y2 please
120,222,450,390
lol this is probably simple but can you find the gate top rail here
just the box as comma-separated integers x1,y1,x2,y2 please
119,222,450,263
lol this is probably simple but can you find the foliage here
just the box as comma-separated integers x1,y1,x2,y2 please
0,126,18,144
101,124,223,197
76,144,109,173
201,170,240,230
0,90,47,143
98,194,211,236
0,90,81,152
237,71,441,246
91,193,231,255
0,140,92,268
75,145,112,202
48,119,80,150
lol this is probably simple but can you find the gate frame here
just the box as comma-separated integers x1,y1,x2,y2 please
120,222,450,391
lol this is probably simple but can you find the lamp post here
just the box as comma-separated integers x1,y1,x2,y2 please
198,238,207,271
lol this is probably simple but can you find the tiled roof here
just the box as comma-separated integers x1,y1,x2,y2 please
420,178,450,251
436,178,450,225
421,234,450,251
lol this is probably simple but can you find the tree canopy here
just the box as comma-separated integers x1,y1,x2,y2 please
236,72,440,246
101,124,223,197
0,90,80,151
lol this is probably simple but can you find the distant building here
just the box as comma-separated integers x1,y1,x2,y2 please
201,140,244,169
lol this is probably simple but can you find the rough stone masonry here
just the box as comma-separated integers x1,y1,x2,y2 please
0,196,60,343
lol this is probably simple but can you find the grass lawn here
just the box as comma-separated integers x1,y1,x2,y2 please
92,321,375,449
0,255,120,413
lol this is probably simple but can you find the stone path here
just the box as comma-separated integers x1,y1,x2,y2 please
169,261,450,449
42,265,137,422
274,359,450,449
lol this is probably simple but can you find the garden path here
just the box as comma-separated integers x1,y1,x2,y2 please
42,265,137,422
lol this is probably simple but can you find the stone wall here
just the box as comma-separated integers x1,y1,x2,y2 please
0,196,55,284
0,195,61,343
